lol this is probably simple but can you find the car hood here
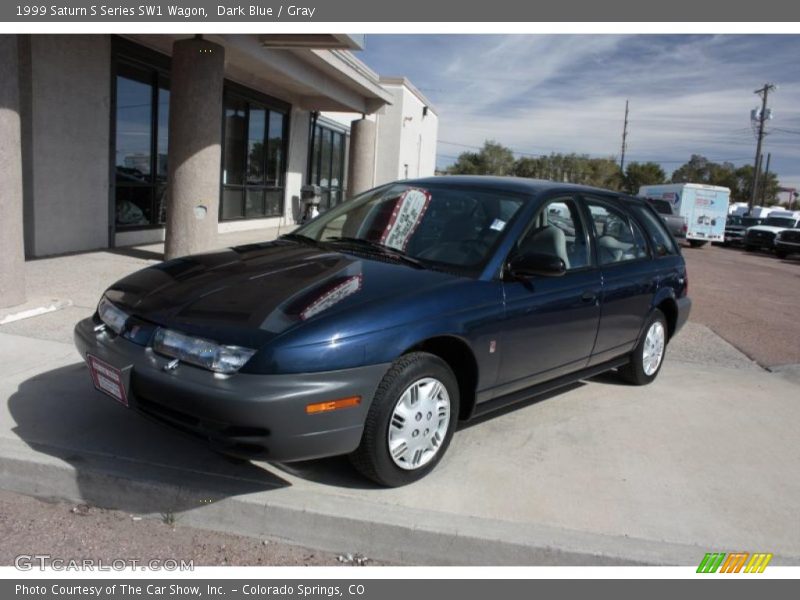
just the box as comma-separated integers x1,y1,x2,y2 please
104,240,461,347
747,226,787,234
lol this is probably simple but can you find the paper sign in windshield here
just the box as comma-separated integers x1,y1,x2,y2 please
380,188,432,251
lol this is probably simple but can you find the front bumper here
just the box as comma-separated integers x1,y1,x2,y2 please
775,239,800,254
74,317,389,462
723,230,745,244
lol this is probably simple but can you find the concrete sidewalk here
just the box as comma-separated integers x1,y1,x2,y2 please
1,232,799,565
1,326,798,565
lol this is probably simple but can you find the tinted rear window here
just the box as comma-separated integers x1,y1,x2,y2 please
628,203,679,256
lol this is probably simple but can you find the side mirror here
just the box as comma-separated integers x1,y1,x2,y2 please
507,252,567,278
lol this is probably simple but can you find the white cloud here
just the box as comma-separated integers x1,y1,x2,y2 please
362,34,800,188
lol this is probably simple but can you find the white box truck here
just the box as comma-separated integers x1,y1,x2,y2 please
638,183,731,247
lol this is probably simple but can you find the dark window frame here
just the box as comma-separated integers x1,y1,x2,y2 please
580,194,652,267
220,81,291,222
627,200,680,258
110,38,172,235
510,194,595,273
308,120,347,211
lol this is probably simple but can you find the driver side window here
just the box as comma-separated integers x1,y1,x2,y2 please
514,196,589,271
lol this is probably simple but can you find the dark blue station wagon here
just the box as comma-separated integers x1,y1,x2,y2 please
74,176,691,486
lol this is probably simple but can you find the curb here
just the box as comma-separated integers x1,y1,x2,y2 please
1,437,780,566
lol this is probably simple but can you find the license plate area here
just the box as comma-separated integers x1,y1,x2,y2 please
87,354,129,407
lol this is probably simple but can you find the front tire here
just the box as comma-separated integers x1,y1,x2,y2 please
618,309,668,385
349,352,459,487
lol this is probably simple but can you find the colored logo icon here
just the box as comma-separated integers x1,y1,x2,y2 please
697,552,773,573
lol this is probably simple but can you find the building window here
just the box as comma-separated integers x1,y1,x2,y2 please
113,60,170,229
221,87,289,221
309,123,347,211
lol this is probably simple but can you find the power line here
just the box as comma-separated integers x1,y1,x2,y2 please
437,140,754,165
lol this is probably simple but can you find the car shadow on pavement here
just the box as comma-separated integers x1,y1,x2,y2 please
7,363,290,515
271,456,385,490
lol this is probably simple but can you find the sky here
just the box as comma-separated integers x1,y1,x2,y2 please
359,35,800,196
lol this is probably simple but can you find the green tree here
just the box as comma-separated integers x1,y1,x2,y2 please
448,140,515,176
622,162,666,194
734,164,781,205
670,154,711,184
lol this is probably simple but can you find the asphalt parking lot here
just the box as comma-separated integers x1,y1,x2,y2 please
682,243,800,367
1,231,799,565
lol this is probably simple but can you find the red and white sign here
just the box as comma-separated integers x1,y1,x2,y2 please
379,188,432,251
86,354,128,407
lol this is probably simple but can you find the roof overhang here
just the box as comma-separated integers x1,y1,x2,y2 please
257,34,365,50
122,34,390,114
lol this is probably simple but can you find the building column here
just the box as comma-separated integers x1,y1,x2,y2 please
347,117,376,199
164,37,225,260
0,35,26,308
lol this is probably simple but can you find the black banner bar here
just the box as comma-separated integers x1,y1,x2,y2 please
2,0,800,23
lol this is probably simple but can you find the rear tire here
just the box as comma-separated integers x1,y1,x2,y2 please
775,250,788,259
688,240,707,248
744,245,757,252
349,352,459,487
618,309,668,386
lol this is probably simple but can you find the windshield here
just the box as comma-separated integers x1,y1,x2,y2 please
727,216,742,226
292,183,526,274
764,217,798,228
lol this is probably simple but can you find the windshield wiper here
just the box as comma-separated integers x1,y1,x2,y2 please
325,236,427,269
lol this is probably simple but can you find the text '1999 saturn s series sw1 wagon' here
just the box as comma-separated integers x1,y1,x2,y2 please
75,176,691,486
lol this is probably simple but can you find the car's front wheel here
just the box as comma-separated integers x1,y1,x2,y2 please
618,309,668,385
349,352,459,487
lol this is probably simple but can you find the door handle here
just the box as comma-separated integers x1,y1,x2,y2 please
581,290,598,303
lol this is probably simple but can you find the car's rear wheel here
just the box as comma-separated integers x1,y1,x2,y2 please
618,309,667,386
688,240,707,248
775,250,788,259
349,352,459,487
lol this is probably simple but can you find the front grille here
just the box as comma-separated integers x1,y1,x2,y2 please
779,230,800,244
747,230,775,243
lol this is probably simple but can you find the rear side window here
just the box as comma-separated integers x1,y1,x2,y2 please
628,203,679,257
584,198,649,265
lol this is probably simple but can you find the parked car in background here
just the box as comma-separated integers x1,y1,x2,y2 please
74,177,691,486
775,225,800,259
723,215,765,247
638,183,730,248
646,198,687,240
744,211,800,253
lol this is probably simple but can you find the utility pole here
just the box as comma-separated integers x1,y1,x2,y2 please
760,152,771,205
619,99,629,174
749,83,776,213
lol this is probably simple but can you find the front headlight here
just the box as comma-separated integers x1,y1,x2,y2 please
97,297,130,334
152,327,256,374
